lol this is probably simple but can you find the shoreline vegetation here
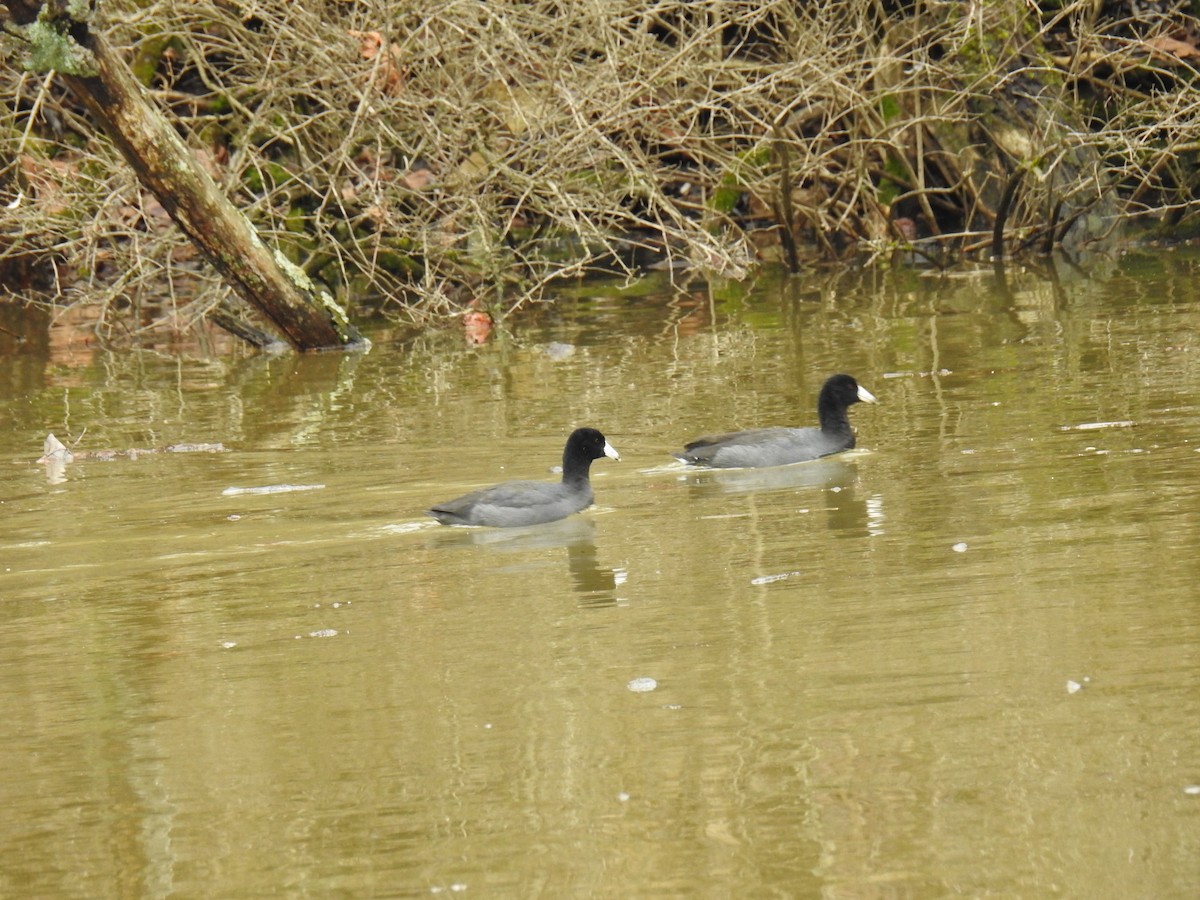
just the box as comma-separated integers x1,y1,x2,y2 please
2,1,1199,349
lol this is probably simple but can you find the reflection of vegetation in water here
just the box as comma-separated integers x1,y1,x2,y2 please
4,0,1200,343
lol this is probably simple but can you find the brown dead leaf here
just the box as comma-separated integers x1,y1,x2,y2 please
348,30,407,96
192,146,224,178
143,194,172,226
19,155,76,216
1145,35,1200,61
115,204,141,226
463,309,493,345
351,30,384,60
893,216,918,242
402,166,435,192
170,243,199,263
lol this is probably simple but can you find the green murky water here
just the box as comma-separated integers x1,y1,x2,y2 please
2,251,1199,897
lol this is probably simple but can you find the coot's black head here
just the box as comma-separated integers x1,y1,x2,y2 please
565,427,621,465
820,374,877,409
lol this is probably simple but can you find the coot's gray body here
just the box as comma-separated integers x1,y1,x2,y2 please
675,374,876,468
427,428,619,527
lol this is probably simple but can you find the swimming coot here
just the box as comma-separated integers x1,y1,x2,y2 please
426,427,620,527
674,374,877,468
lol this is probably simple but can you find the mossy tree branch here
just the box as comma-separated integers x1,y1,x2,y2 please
4,0,364,351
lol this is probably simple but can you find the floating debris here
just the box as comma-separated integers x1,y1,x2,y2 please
309,629,338,638
37,434,73,484
222,483,326,496
35,432,225,488
36,433,73,463
1060,421,1134,432
627,677,657,693
751,571,801,585
881,368,951,378
952,542,969,553
36,432,226,463
542,341,576,360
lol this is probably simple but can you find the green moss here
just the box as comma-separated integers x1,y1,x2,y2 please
878,93,902,124
241,162,294,194
710,180,743,214
283,205,308,235
877,154,908,207
708,145,771,214
316,289,357,343
374,251,422,276
270,248,358,344
130,35,181,87
25,20,98,77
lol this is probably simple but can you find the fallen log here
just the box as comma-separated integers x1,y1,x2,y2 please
5,0,366,352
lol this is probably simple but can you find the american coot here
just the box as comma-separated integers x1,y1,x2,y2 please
426,427,620,527
674,373,877,468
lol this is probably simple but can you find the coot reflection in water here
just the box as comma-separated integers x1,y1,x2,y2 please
681,455,874,537
427,517,623,606
681,456,860,495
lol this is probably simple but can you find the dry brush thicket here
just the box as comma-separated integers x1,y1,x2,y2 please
2,0,1199,340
